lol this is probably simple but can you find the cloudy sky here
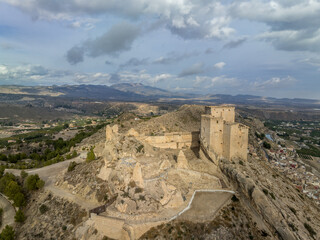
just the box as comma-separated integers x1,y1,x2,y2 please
0,0,320,99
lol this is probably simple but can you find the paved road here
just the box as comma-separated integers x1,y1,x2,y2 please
0,193,15,231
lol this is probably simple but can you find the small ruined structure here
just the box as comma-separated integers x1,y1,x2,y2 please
200,105,249,161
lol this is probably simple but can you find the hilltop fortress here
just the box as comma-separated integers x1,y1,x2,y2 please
123,104,249,163
86,105,249,239
200,105,249,163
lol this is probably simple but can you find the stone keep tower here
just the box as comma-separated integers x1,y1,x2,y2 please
200,105,249,161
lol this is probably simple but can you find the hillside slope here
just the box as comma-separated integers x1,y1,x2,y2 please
134,105,205,134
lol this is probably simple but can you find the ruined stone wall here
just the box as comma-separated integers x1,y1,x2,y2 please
200,115,212,150
90,214,126,239
139,132,199,149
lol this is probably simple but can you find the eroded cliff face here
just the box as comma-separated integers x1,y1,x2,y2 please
220,157,320,240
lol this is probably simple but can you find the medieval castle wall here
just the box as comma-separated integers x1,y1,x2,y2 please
200,105,249,161
136,131,199,149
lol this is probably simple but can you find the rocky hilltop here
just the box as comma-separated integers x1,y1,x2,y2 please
14,105,319,240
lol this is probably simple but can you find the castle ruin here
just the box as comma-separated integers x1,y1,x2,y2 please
200,105,249,161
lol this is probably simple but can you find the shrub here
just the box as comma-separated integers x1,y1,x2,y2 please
20,170,28,180
103,194,108,201
39,204,49,214
304,223,316,238
24,174,45,191
71,150,78,158
67,161,77,172
66,150,78,160
135,187,143,194
255,132,265,140
86,147,96,163
4,181,21,200
14,209,25,223
263,141,271,149
136,145,144,153
262,189,269,195
13,192,26,208
288,222,297,232
231,195,239,202
288,206,296,215
139,195,146,201
0,225,15,240
270,192,276,200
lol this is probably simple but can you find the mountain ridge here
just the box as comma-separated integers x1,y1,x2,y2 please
0,83,319,107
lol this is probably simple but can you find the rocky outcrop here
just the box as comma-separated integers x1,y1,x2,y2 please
176,150,189,169
220,159,319,240
132,162,144,188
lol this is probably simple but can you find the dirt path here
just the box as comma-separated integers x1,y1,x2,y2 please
5,152,99,210
0,194,15,231
45,186,98,210
6,152,86,186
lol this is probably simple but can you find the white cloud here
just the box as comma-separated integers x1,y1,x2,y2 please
251,76,296,90
0,64,70,85
299,57,320,70
2,0,235,40
3,0,320,52
193,76,211,86
112,70,174,85
0,64,114,85
211,75,238,87
213,62,226,70
231,0,320,52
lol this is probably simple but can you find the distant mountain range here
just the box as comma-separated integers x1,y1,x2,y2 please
0,83,319,108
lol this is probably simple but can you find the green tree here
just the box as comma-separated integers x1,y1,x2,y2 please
4,181,21,200
86,147,96,163
0,173,16,193
0,225,15,240
13,192,25,208
67,161,77,172
0,166,5,178
14,209,25,223
24,174,45,191
71,150,78,158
